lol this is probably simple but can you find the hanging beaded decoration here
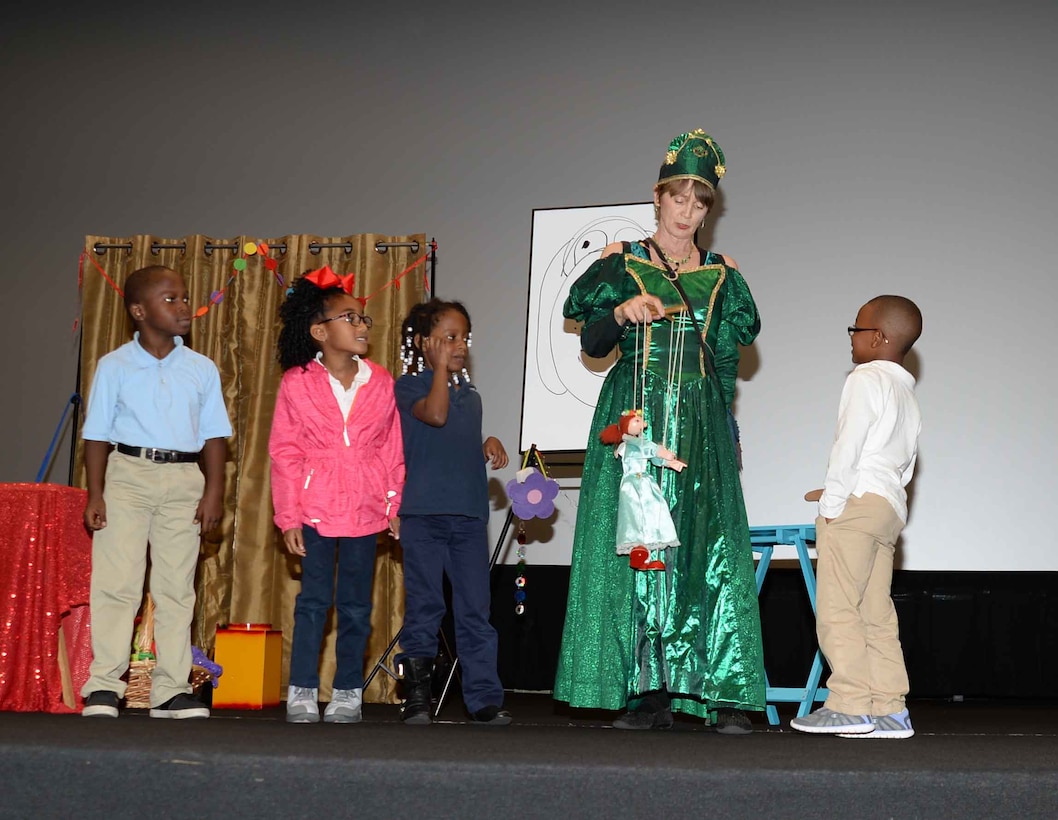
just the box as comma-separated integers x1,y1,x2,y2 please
514,522,528,615
400,325,420,375
452,329,473,386
403,325,473,385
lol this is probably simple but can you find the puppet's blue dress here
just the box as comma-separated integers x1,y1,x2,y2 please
614,435,680,555
553,241,765,717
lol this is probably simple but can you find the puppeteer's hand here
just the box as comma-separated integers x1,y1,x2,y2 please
667,459,687,473
283,528,306,557
483,436,508,469
614,293,665,325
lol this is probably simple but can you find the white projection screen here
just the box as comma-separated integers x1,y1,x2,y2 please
518,201,1057,573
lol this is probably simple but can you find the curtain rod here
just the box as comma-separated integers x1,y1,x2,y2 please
92,240,421,256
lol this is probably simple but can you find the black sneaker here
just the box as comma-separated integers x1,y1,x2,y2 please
612,707,674,730
613,690,674,731
82,690,120,718
714,708,753,735
469,705,512,726
149,693,210,719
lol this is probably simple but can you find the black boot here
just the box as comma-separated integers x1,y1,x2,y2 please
398,657,434,725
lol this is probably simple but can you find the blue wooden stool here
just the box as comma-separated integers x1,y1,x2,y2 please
749,524,829,725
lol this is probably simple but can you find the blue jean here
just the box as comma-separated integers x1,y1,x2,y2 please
398,514,503,713
288,525,378,690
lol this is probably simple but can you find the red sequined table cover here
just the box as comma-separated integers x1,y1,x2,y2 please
0,483,92,713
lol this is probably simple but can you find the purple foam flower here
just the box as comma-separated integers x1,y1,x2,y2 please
506,468,559,520
192,645,223,688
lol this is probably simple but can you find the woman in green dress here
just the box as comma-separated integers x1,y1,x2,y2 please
553,130,765,733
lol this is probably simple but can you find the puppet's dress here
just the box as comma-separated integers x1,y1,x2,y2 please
553,242,765,717
614,435,680,555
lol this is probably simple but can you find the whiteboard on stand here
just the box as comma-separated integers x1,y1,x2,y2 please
519,202,654,452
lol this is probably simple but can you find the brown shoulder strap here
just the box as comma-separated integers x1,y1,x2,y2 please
644,238,718,382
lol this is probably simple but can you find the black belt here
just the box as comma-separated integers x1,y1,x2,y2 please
116,444,200,463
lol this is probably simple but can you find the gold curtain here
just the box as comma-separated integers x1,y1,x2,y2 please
76,233,429,704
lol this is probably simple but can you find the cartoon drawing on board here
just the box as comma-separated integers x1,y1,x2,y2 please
533,210,653,406
521,202,654,452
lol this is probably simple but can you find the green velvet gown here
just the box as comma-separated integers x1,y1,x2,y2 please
553,241,766,718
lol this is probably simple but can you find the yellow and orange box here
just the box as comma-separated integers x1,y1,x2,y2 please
212,623,282,709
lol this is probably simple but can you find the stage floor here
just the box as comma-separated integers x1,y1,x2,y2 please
4,694,1058,819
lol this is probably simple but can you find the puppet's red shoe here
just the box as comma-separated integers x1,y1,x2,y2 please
629,546,665,571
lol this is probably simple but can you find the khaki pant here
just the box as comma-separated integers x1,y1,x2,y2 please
81,452,204,707
815,492,909,716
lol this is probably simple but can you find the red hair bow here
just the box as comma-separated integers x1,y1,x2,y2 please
303,265,355,294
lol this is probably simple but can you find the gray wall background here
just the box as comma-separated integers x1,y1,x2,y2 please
3,1,1055,570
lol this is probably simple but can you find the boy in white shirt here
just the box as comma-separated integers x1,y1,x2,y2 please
791,295,922,739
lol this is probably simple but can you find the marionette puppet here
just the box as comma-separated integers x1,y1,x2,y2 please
599,410,686,571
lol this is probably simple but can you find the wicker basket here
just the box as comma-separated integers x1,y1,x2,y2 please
125,595,213,709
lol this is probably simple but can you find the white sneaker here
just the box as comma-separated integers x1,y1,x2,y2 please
324,688,363,724
790,706,875,734
838,709,915,739
286,685,320,723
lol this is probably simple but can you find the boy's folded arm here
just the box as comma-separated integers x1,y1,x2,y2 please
818,437,864,518
818,373,879,517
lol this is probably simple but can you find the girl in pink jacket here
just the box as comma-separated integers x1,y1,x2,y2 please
269,268,404,725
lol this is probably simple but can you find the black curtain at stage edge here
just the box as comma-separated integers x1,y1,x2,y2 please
489,568,1058,699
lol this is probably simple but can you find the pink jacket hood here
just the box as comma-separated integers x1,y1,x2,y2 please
269,358,404,537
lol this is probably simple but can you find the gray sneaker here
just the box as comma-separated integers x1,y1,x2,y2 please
324,688,363,724
790,706,875,735
286,685,320,724
838,709,914,739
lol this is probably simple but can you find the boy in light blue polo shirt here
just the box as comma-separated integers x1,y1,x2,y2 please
80,265,231,719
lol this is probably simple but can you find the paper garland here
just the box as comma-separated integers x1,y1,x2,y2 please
80,238,437,323
194,241,278,318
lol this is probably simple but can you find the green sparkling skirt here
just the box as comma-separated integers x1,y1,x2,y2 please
553,363,766,717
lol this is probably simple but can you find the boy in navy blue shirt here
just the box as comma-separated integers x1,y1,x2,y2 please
80,265,231,719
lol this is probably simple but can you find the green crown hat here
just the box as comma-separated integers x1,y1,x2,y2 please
657,129,726,190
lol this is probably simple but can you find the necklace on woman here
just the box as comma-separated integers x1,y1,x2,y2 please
651,236,694,269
